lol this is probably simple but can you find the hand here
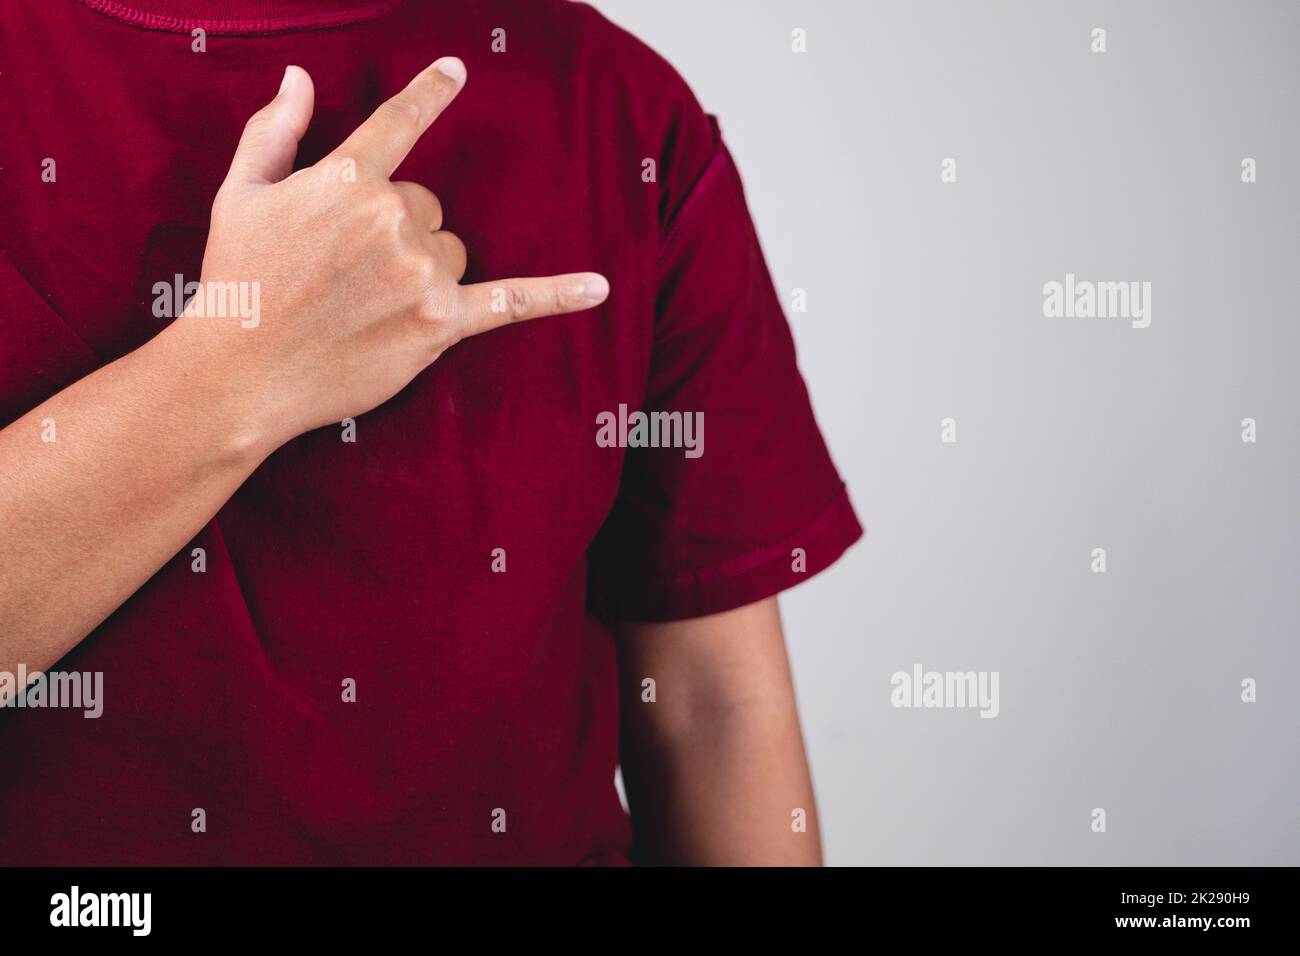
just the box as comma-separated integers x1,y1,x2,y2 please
174,58,609,449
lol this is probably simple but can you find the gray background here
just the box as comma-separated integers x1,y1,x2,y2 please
592,0,1300,865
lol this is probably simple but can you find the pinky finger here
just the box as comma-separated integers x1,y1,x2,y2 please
458,273,609,338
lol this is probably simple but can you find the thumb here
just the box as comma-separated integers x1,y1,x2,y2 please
223,65,316,188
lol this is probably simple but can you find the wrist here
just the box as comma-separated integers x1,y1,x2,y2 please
144,318,289,470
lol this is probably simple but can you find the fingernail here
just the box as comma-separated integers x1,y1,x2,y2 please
433,57,466,83
279,66,293,94
582,275,610,303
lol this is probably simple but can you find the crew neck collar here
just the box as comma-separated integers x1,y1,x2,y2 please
77,0,405,35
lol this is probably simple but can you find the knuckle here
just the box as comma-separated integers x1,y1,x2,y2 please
417,285,463,343
369,189,407,224
399,182,443,223
379,95,424,132
409,253,439,287
546,283,568,313
440,231,466,262
507,285,532,319
242,108,274,137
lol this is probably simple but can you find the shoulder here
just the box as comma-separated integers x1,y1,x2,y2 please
487,1,718,142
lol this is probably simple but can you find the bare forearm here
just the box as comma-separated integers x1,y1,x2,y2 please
0,323,269,678
617,598,823,866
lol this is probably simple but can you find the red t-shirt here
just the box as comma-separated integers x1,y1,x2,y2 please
0,0,863,865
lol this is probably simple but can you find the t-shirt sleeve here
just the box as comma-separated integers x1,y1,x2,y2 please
587,113,864,623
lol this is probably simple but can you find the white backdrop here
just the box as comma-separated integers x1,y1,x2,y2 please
592,0,1300,866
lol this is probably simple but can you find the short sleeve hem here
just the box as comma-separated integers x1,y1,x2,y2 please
594,486,864,623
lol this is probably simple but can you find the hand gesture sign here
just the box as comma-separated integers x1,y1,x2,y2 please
189,58,609,447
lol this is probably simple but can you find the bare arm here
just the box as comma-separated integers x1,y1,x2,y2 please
0,328,273,678
615,596,823,866
0,59,608,687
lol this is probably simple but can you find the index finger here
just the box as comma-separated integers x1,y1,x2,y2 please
327,57,466,179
